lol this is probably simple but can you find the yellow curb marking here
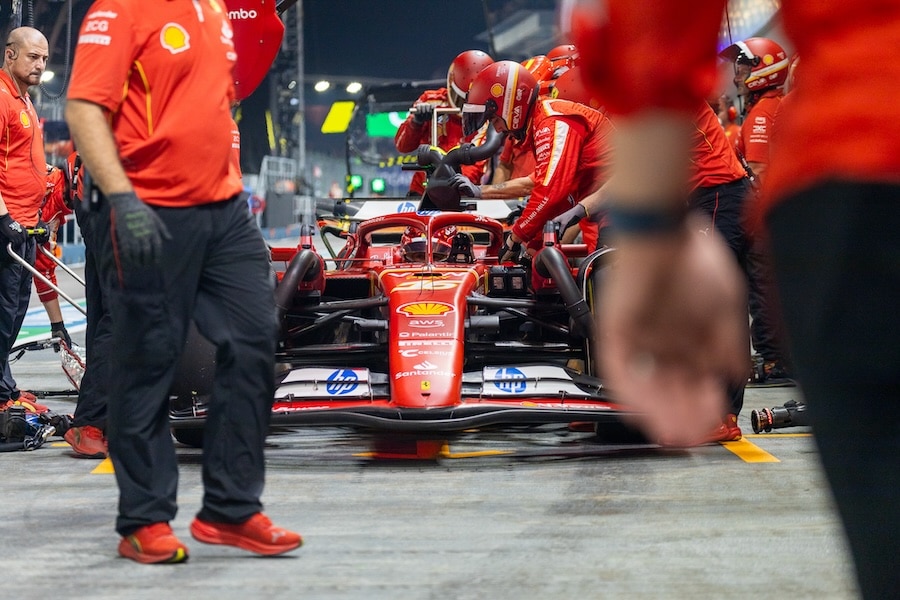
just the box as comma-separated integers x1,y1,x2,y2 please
722,438,780,463
91,458,115,474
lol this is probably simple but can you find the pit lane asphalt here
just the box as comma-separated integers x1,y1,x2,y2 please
2,264,861,600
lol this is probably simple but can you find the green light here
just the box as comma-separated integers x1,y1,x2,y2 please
370,177,386,194
347,174,363,192
366,111,405,137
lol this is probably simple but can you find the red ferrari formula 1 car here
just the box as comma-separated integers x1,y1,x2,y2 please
168,135,630,445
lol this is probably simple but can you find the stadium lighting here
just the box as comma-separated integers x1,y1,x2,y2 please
346,81,363,94
314,80,331,92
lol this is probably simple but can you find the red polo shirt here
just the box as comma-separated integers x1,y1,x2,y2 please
66,0,242,206
0,69,46,225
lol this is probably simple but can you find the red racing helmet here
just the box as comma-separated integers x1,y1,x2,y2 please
461,60,538,140
521,55,555,96
720,37,789,92
447,50,494,109
546,43,579,77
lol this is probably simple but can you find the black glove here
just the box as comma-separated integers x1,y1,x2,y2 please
498,235,522,264
448,173,481,198
108,191,169,268
50,322,72,349
412,103,435,124
32,219,51,245
0,213,27,246
552,203,587,234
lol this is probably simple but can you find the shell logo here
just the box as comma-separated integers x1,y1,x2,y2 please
19,111,31,128
398,302,454,316
762,53,774,66
490,83,504,98
160,23,191,54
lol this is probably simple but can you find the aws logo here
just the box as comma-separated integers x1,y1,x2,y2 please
397,302,454,316
160,23,190,54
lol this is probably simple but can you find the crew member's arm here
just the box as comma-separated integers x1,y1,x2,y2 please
479,176,535,199
747,161,767,185
573,0,746,446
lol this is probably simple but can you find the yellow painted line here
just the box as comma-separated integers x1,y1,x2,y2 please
745,433,812,438
441,449,514,459
721,438,780,463
50,442,70,447
91,458,115,474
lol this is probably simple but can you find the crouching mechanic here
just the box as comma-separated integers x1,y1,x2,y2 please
452,60,614,260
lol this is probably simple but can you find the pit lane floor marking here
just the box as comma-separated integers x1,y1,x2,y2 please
50,443,113,472
721,438,780,463
91,458,115,474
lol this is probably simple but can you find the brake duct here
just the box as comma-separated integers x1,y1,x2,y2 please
532,242,594,338
275,249,322,322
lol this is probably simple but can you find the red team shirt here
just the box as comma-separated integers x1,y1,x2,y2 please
66,0,242,206
690,103,747,191
498,136,536,181
0,69,46,226
738,89,782,167
511,97,614,244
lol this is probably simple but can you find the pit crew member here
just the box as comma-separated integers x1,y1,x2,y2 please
65,0,300,563
394,50,494,198
455,60,614,257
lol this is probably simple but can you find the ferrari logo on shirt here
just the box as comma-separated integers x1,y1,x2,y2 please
160,23,191,54
19,111,31,128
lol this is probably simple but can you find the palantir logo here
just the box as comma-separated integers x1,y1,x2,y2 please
493,367,526,393
326,369,359,395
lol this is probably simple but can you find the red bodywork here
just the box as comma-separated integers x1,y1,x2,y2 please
240,210,629,433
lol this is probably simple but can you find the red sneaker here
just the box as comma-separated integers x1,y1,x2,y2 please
9,391,50,414
64,425,108,458
706,414,743,443
190,513,302,555
118,523,189,564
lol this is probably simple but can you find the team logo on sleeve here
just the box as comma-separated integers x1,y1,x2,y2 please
160,23,191,54
19,111,31,128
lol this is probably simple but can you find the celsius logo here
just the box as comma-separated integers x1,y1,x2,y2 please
326,369,359,395
228,9,258,20
493,367,527,394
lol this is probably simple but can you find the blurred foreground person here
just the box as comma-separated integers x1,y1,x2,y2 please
571,0,900,597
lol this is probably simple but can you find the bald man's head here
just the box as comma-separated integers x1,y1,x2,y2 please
3,27,49,93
